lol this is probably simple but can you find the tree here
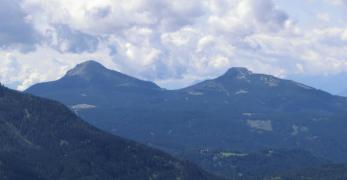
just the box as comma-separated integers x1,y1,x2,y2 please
0,83,4,97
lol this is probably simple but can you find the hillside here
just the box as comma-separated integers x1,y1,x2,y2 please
275,164,347,180
179,149,327,179
0,84,220,180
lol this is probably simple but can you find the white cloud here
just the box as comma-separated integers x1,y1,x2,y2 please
0,54,47,90
317,13,331,22
0,0,347,90
328,0,347,6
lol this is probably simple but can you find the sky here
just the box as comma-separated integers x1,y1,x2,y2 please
0,0,347,94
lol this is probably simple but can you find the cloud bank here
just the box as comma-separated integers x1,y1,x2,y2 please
0,0,347,90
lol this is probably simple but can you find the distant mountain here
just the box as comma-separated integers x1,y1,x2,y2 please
27,60,347,165
0,84,220,180
286,73,347,96
28,60,160,96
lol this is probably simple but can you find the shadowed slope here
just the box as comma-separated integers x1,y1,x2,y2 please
0,85,220,180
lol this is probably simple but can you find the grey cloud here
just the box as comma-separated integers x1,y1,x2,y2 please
151,0,206,31
0,0,39,50
88,6,112,19
3,0,347,91
48,24,99,53
250,0,290,31
108,44,118,56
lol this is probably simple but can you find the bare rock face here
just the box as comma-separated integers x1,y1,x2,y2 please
222,67,253,80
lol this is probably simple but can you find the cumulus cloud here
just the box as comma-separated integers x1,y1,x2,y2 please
0,0,39,51
0,0,347,90
328,0,347,5
47,24,100,53
0,55,21,85
0,54,44,90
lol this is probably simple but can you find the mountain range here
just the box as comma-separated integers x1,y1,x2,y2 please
0,84,220,180
26,60,347,178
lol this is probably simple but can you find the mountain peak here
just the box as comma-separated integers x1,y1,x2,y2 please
66,60,108,77
37,60,161,90
222,67,253,79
